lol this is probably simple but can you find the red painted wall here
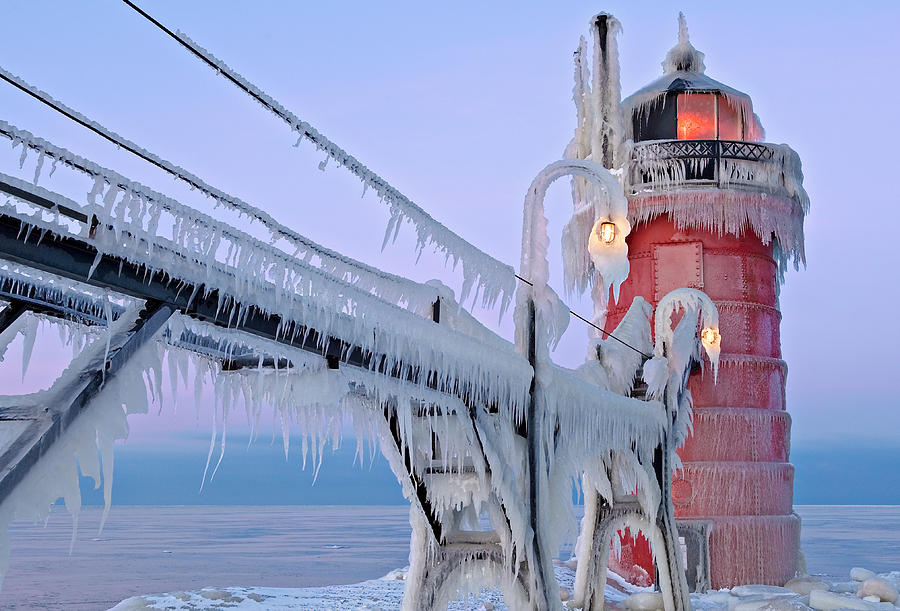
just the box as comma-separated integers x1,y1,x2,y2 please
606,193,799,588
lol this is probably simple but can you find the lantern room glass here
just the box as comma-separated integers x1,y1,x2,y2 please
676,93,745,140
677,93,716,139
717,99,742,140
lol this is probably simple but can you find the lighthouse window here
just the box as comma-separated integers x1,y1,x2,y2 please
677,93,716,139
717,98,742,140
677,93,745,140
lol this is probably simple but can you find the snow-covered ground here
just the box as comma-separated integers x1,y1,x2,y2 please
112,565,900,611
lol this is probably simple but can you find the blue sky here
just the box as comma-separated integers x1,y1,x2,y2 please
1,1,898,504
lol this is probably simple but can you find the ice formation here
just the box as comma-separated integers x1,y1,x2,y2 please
519,158,631,346
0,304,151,581
560,12,809,287
0,13,738,608
155,32,516,311
620,13,763,146
0,124,539,420
562,14,628,310
0,66,471,316
0,159,714,607
626,144,809,275
614,13,809,280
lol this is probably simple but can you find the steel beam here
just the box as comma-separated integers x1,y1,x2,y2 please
0,301,172,506
0,300,25,334
0,209,507,409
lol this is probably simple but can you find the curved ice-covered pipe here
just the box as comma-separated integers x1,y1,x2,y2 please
517,159,630,354
520,159,629,295
653,288,721,380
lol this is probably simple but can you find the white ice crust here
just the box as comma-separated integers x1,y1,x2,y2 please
163,33,516,312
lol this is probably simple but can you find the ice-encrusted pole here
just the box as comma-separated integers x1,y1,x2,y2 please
562,14,626,326
516,157,632,608
590,13,623,169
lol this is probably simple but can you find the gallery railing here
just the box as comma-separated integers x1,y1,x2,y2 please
627,139,796,198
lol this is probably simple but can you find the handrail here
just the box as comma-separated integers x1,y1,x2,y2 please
627,139,793,197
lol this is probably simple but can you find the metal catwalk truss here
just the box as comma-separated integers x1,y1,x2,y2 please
0,120,710,609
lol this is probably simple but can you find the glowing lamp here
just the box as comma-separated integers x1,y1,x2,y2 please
700,327,720,347
598,221,616,245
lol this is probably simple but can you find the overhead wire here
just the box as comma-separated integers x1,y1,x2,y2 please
513,274,650,359
119,0,518,310
1,3,651,361
0,67,428,304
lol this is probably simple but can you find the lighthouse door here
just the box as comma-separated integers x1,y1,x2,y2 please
652,241,704,302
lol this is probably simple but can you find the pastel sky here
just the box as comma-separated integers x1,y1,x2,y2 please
0,1,898,504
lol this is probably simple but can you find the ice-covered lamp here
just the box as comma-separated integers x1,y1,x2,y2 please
596,221,616,245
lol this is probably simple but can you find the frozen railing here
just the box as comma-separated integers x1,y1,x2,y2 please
626,139,806,203
624,138,810,276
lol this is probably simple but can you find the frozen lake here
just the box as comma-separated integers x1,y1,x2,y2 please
1,505,897,610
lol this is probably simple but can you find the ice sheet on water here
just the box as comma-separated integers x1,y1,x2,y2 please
113,564,900,611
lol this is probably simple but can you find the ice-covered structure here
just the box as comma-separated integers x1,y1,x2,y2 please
563,13,809,588
0,112,714,611
0,8,749,610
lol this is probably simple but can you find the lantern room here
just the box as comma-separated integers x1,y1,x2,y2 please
632,89,757,142
623,15,764,144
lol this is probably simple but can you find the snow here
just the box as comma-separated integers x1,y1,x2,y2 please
109,566,900,610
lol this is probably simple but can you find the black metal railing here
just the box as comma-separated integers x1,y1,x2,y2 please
627,139,786,195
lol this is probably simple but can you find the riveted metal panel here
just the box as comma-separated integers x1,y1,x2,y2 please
653,241,703,302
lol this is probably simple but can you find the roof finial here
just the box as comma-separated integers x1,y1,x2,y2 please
677,11,690,45
663,12,706,74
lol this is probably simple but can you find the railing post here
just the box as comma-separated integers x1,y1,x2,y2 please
431,297,441,324
524,296,555,609
715,139,721,188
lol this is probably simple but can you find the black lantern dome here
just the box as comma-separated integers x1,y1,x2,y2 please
622,13,764,143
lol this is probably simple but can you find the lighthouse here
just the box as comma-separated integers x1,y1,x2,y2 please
595,15,809,588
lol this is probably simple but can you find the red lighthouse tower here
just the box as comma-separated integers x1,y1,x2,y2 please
606,17,809,588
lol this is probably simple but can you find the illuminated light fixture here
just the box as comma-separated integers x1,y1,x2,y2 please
700,327,720,347
598,221,617,245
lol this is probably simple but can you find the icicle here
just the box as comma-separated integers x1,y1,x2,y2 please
87,174,105,204
19,314,38,379
165,31,517,311
32,150,45,184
